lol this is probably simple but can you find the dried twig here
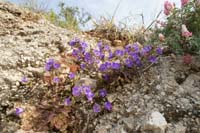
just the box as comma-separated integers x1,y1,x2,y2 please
142,63,154,72
143,10,162,33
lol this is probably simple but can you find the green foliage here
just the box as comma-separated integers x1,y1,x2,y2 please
57,2,91,30
20,0,91,31
150,0,200,55
44,2,91,31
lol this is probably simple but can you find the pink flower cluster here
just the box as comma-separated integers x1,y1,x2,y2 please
164,1,175,15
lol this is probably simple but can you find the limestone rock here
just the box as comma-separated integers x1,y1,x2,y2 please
143,111,167,133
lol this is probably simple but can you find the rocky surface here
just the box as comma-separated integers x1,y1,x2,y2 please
0,2,200,133
94,56,200,133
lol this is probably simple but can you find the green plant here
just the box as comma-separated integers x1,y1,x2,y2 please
57,2,91,30
149,0,200,55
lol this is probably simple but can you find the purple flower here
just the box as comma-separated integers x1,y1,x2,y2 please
132,43,140,53
125,44,132,52
72,86,81,96
83,86,95,101
69,72,75,79
80,41,88,50
104,102,112,111
64,97,71,106
45,58,54,71
84,52,93,64
125,58,134,68
156,47,163,55
115,50,125,56
111,62,120,70
99,63,109,72
104,45,111,51
141,45,152,55
53,77,60,83
45,59,60,71
93,103,101,113
21,77,28,83
93,49,104,59
53,62,60,69
108,51,114,59
80,63,86,69
15,107,24,115
82,85,91,94
97,42,103,50
103,74,109,81
99,89,107,97
148,56,157,63
129,52,139,61
72,49,80,57
135,59,142,67
86,91,95,101
69,38,79,46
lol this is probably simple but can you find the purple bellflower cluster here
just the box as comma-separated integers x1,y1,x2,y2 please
66,39,163,113
68,40,162,74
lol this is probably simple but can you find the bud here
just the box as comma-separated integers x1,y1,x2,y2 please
183,54,192,64
181,0,189,7
181,24,192,37
158,33,165,41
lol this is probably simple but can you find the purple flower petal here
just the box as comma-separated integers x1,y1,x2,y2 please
15,107,24,115
111,62,120,70
64,97,71,106
53,62,60,69
80,41,88,50
45,59,60,71
53,77,60,83
115,49,125,56
99,89,107,97
93,103,101,113
80,63,86,69
69,38,79,46
156,47,163,55
72,86,81,96
104,102,112,111
21,77,28,83
69,72,75,79
125,58,134,68
86,91,95,101
148,56,157,63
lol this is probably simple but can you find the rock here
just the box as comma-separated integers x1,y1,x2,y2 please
75,77,97,88
166,123,186,133
174,123,186,133
107,93,118,103
142,111,167,133
181,74,200,100
120,117,135,130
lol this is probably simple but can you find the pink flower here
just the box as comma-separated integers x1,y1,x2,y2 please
182,32,192,37
164,1,175,15
181,0,189,7
181,24,192,37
